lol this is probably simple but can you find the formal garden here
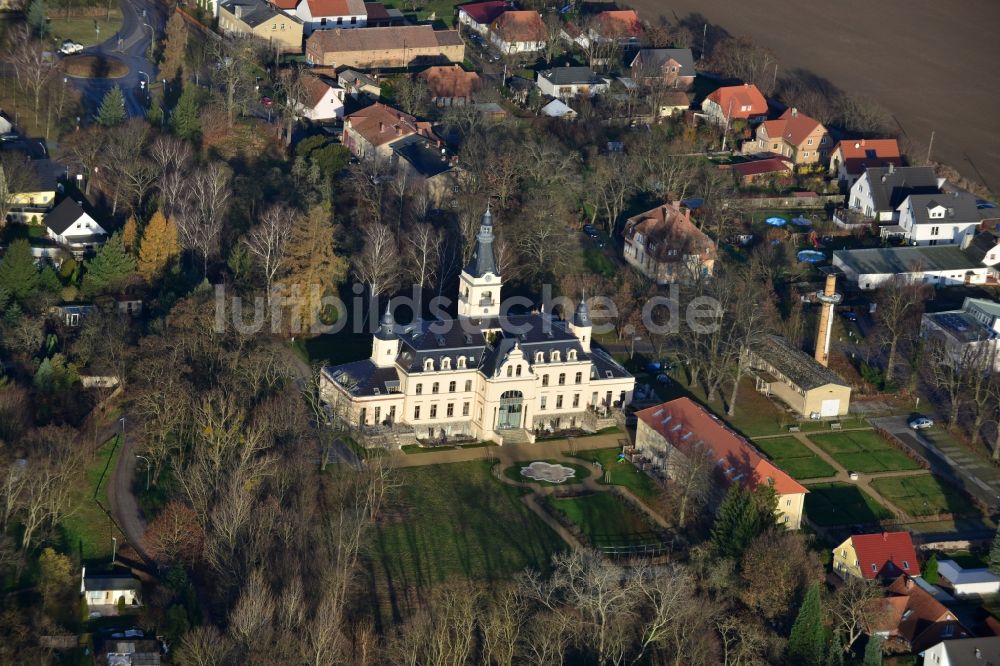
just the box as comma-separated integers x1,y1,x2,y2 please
808,431,922,474
870,474,978,517
754,436,837,480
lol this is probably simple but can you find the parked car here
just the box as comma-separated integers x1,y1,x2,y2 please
59,41,84,55
908,416,934,430
582,224,599,238
260,96,274,108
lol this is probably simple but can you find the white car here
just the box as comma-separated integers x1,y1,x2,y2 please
59,41,84,55
908,416,934,430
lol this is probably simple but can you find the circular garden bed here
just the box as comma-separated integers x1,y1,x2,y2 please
62,55,129,79
504,460,591,485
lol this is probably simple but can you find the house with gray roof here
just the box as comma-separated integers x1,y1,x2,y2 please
744,335,851,418
629,48,696,90
920,636,1000,666
848,165,944,222
320,209,634,446
886,191,982,246
44,198,107,258
832,243,997,290
536,66,611,98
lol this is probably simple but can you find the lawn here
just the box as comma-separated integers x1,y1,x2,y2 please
870,474,977,517
568,448,660,502
548,493,660,548
379,0,460,25
370,461,564,591
503,460,591,486
755,436,837,480
49,10,124,48
60,435,120,563
809,431,921,474
803,482,893,527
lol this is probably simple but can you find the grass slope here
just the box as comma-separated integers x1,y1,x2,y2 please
60,435,120,563
371,461,564,590
809,431,921,474
804,482,893,527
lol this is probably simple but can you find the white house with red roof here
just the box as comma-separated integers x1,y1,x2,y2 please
832,531,920,581
828,138,902,186
296,0,367,35
700,83,768,126
457,1,510,36
489,10,546,54
295,73,346,120
634,398,807,529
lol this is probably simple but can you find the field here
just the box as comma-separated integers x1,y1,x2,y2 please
569,448,660,502
50,10,124,48
60,436,120,562
754,436,837,480
548,493,660,547
503,460,592,486
809,431,921,474
804,482,893,527
370,461,564,590
870,475,977,517
630,0,1000,195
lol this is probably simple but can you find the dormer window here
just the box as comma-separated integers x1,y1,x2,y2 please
871,563,877,572
535,351,544,363
902,561,909,570
567,350,577,361
457,357,466,369
424,359,434,371
442,358,451,370
551,351,561,362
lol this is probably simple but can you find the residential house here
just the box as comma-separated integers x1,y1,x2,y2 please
473,102,508,121
728,156,794,185
296,73,346,120
622,201,717,284
629,47,695,90
937,560,1000,597
391,134,461,207
886,191,981,246
104,639,161,666
656,91,691,117
700,83,768,126
417,65,481,106
489,10,546,54
268,0,299,15
829,138,903,186
832,532,920,581
540,98,576,119
320,209,634,444
306,25,465,68
920,297,1000,372
634,398,808,529
870,575,971,654
338,68,381,98
743,107,829,165
296,0,367,35
536,66,610,98
848,165,943,222
745,334,852,418
342,102,436,159
562,9,643,49
82,570,141,608
921,636,1000,665
457,0,509,36
44,199,107,257
52,304,95,327
833,241,998,290
0,113,11,134
218,0,304,53
2,154,61,225
363,1,402,27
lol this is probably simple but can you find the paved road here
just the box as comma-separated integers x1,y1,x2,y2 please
105,413,160,572
872,416,1000,511
67,0,167,120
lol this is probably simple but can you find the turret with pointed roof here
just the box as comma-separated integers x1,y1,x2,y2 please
458,207,502,319
371,300,400,366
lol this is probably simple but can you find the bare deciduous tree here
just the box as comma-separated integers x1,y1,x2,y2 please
244,204,294,305
353,220,400,298
176,162,232,276
404,221,442,292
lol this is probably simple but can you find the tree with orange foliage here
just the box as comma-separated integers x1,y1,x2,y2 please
137,210,180,283
145,500,204,565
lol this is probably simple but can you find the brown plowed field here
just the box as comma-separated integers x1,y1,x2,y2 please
632,0,1000,194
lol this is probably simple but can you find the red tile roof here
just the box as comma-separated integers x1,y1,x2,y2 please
731,156,794,178
759,107,825,147
706,83,767,119
833,138,903,176
458,0,509,25
491,10,545,44
305,0,360,17
849,532,920,580
596,9,642,37
635,398,807,496
417,64,481,100
623,202,717,264
269,0,298,10
871,575,970,653
344,102,434,147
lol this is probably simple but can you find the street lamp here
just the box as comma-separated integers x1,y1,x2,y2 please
138,70,149,88
143,22,155,59
135,455,151,491
111,536,117,564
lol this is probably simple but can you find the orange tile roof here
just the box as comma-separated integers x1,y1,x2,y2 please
344,102,433,147
269,0,298,9
706,83,767,119
833,138,903,175
759,108,825,147
635,398,807,496
596,9,642,37
624,202,717,263
849,532,919,580
417,64,481,100
304,0,364,16
492,10,545,43
871,575,971,653
302,73,338,108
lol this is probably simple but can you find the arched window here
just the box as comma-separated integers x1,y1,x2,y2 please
535,351,544,363
515,365,522,377
415,384,423,395
551,351,561,362
442,358,451,370
568,350,577,361
424,359,434,371
506,366,513,377
457,357,466,369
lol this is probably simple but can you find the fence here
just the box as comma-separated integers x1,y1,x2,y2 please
726,193,842,210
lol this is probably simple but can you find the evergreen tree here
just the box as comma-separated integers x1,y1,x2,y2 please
924,554,939,584
711,484,769,559
97,86,127,128
863,635,883,666
787,583,825,666
825,632,844,666
82,233,136,296
990,528,1000,574
137,211,180,282
170,84,201,141
0,239,40,302
27,0,48,38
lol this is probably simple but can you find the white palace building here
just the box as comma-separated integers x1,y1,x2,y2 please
320,209,635,445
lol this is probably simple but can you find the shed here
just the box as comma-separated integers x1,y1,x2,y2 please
937,559,1000,597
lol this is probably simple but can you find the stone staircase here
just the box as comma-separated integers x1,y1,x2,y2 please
499,429,534,445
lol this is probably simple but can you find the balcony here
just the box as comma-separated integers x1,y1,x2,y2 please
832,208,873,230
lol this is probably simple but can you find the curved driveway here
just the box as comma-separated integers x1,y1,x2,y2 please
68,0,168,119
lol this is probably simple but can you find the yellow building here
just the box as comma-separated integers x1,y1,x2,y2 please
218,0,305,54
832,532,919,581
745,334,852,418
305,24,464,69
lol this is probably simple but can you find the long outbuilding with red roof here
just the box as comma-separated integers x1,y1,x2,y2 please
634,398,807,529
